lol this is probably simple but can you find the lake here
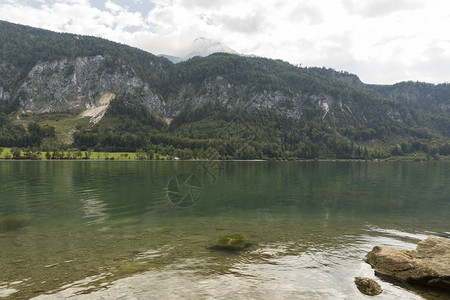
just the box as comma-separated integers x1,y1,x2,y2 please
0,161,449,299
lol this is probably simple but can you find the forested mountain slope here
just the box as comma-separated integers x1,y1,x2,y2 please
1,20,449,160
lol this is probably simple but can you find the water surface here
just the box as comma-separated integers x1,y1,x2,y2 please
0,161,449,299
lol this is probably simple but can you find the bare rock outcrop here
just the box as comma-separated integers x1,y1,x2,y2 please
365,236,450,290
17,56,164,116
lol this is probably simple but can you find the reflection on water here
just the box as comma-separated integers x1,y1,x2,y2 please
80,190,108,225
0,161,449,299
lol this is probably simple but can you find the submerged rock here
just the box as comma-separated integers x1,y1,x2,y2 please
365,236,450,291
354,277,383,296
0,214,30,232
211,234,249,251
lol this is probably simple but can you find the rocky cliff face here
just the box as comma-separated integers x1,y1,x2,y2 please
164,75,411,128
1,52,412,130
5,55,355,126
9,54,412,129
0,62,18,101
17,55,165,116
164,76,331,120
371,82,450,113
0,86,9,101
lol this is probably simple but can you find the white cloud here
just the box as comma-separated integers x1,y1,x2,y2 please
342,0,422,17
105,0,122,14
1,0,450,84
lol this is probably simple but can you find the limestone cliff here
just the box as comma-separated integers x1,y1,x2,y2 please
17,55,164,118
5,52,413,130
0,62,18,101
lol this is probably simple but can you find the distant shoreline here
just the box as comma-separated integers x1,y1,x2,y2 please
0,147,449,162
1,158,449,162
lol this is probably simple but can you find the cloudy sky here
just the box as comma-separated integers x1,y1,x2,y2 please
1,0,450,84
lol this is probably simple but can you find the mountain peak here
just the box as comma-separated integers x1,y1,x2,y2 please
160,37,238,63
187,37,237,58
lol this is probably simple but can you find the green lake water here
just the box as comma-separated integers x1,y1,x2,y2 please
0,161,449,299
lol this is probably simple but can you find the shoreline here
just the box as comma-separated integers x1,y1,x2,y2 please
0,158,449,162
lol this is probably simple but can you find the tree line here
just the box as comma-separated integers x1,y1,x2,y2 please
1,93,449,161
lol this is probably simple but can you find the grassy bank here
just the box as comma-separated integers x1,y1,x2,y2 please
0,147,448,161
385,153,450,162
0,148,168,160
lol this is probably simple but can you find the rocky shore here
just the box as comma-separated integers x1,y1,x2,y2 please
365,236,450,292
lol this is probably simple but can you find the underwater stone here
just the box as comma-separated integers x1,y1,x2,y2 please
212,234,249,251
354,277,383,296
0,215,30,232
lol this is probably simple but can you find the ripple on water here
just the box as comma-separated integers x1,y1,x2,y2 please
30,255,425,300
29,236,430,300
0,287,18,298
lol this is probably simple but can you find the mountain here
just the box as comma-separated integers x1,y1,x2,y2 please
0,20,449,160
159,37,238,63
158,54,184,64
371,81,450,112
185,37,238,58
370,82,450,137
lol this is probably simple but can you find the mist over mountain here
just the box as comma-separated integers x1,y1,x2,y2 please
160,37,238,63
0,20,449,160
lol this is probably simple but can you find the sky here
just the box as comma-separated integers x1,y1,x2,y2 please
1,0,450,84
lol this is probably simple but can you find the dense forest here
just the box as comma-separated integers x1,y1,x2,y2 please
69,96,449,160
0,20,172,94
0,20,449,160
